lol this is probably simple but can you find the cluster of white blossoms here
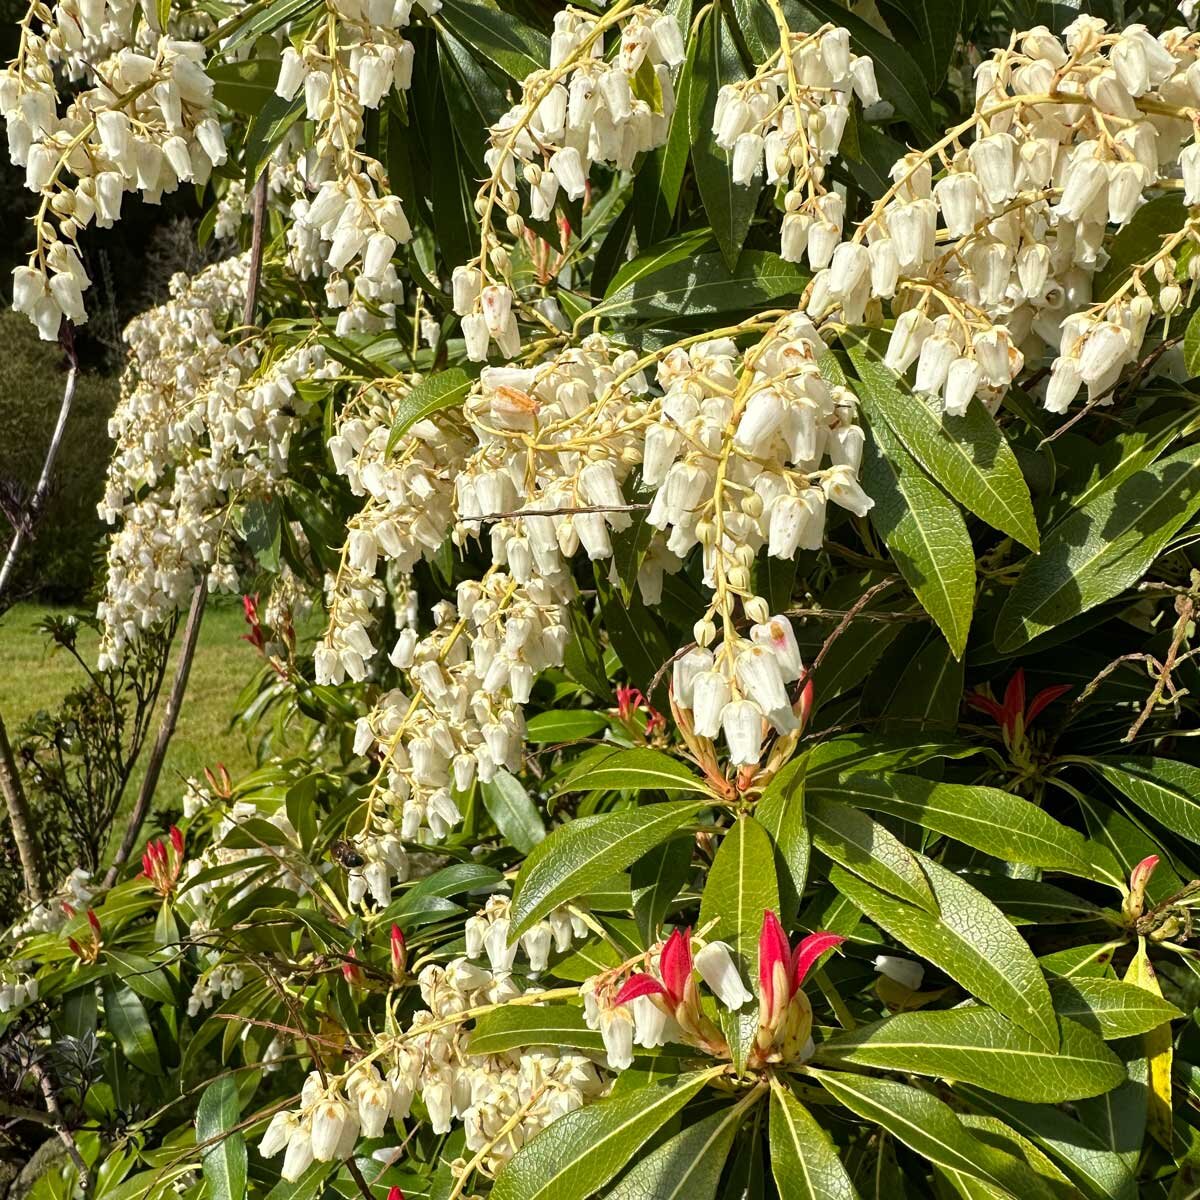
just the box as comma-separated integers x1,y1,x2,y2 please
271,0,432,297
96,255,339,665
327,321,871,844
349,574,570,843
0,968,38,1014
8,869,94,940
452,5,683,361
714,24,878,265
4,4,228,337
465,895,588,978
804,17,1200,417
261,951,604,1182
319,383,470,681
186,962,246,1016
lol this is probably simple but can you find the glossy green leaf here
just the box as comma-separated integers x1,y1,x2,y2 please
525,710,609,743
768,1082,857,1200
807,795,938,913
829,857,1058,1049
469,1003,604,1055
816,1009,1124,1102
699,816,779,1072
481,769,546,854
813,1072,1055,1199
861,408,975,658
848,339,1038,550
387,368,472,451
606,1102,743,1200
102,981,163,1075
196,1077,246,1200
996,445,1200,651
755,757,810,918
552,747,714,796
829,772,1123,886
689,12,756,268
631,836,693,947
102,950,174,1006
1091,756,1200,846
209,58,280,116
595,251,807,322
433,0,548,78
1049,976,1184,1039
491,1071,715,1200
511,800,709,937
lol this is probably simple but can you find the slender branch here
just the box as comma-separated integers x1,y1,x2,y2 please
0,322,78,605
0,712,43,900
28,1060,90,1193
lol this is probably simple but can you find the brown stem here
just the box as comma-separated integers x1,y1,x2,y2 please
0,701,43,902
29,1060,89,1193
104,579,207,886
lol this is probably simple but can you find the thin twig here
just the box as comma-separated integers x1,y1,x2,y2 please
0,712,42,900
28,1060,89,1193
479,502,650,523
0,322,79,604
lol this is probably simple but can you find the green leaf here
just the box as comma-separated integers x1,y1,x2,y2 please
469,1003,604,1055
511,800,708,937
995,445,1200,651
209,58,280,116
631,836,693,947
699,816,779,1071
690,12,756,268
102,951,174,1006
813,1072,1055,1199
847,338,1039,550
828,773,1124,886
552,747,714,797
433,0,548,78
874,0,961,87
807,795,938,913
755,758,810,918
1050,976,1184,1039
1185,307,1200,376
196,1077,247,1200
595,251,807,322
387,368,471,451
606,1102,744,1200
633,26,700,247
1091,756,1200,846
217,0,320,55
525,710,609,743
481,769,545,854
491,1071,715,1200
768,1082,857,1200
102,981,162,1075
816,1009,1125,1103
958,1088,1137,1200
828,857,1058,1049
1094,194,1186,299
861,408,975,658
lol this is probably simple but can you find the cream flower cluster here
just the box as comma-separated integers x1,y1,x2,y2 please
804,18,1200,417
0,969,38,1013
186,962,245,1016
348,574,570,842
465,895,588,978
4,15,227,337
96,256,338,664
8,868,94,940
271,0,433,296
452,5,683,362
713,23,878,265
261,951,605,1182
319,383,470,680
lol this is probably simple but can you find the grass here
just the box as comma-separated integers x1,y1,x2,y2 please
0,598,267,812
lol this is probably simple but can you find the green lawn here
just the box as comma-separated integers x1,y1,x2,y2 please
0,599,266,812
